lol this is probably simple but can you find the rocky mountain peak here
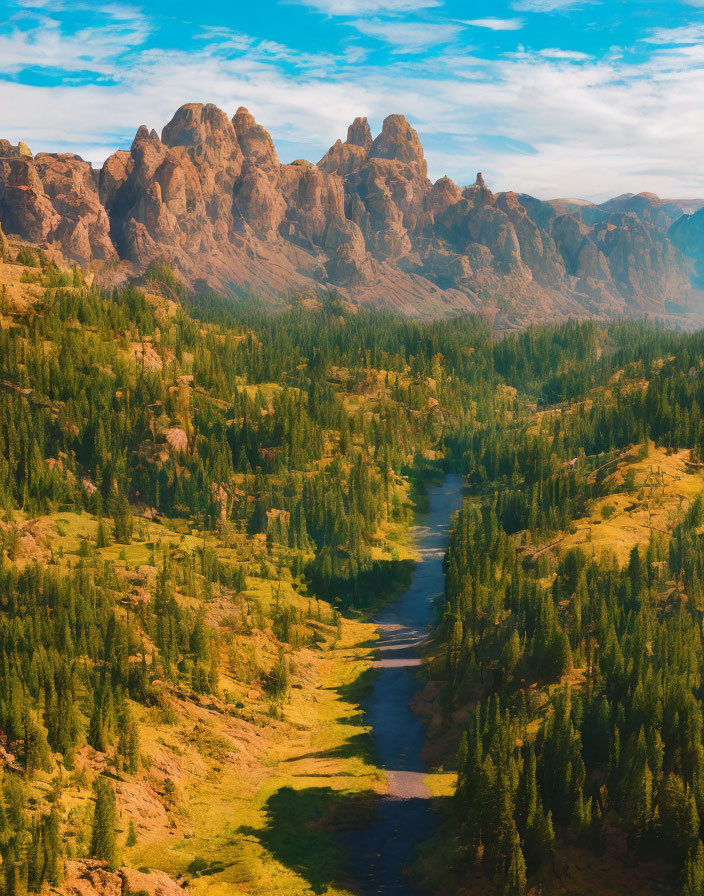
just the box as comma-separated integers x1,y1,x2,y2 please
347,117,372,151
1,102,702,326
232,106,279,172
131,125,155,148
369,114,427,176
162,103,240,161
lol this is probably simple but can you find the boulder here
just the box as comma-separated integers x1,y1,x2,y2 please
50,861,184,896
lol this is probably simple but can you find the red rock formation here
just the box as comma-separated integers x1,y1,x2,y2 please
34,153,117,263
233,106,279,172
1,104,702,325
368,114,427,175
0,140,59,244
0,220,8,260
318,117,372,178
51,860,184,896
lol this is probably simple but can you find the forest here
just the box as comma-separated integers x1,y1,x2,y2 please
2,247,704,895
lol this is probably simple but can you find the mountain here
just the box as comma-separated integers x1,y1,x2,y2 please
670,206,704,286
599,192,704,230
1,104,703,325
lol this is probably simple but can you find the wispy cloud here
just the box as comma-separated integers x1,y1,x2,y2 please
350,17,460,52
513,0,593,11
294,0,440,14
1,0,704,203
538,47,590,60
462,17,524,31
0,3,149,75
643,24,704,45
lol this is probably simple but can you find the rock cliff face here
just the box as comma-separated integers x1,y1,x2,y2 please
1,104,702,324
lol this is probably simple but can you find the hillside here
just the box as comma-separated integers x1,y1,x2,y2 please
2,106,703,327
415,325,704,896
5,242,704,896
0,244,464,896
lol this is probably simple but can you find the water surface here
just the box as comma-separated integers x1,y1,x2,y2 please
346,473,465,895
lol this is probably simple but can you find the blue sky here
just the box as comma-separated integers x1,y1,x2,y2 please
1,0,703,199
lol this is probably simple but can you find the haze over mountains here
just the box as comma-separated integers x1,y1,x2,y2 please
1,102,703,327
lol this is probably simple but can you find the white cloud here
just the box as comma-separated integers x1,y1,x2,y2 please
349,17,460,52
538,47,590,60
1,2,704,202
0,4,149,75
462,17,524,31
294,0,440,14
512,0,593,11
643,24,704,45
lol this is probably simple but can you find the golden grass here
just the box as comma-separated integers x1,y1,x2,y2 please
528,442,704,568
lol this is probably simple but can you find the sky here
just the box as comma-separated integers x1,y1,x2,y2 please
1,0,703,200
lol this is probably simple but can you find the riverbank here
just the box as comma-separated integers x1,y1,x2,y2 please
343,473,465,896
116,473,464,896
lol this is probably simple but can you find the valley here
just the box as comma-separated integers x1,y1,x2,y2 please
4,0,704,893
4,237,704,896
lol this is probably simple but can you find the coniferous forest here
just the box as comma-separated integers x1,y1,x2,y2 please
4,248,704,896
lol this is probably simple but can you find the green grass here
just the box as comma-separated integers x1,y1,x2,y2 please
238,785,374,894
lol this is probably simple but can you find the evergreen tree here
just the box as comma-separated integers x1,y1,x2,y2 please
91,779,117,869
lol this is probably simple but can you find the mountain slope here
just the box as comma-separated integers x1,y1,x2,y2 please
1,106,702,325
670,205,704,286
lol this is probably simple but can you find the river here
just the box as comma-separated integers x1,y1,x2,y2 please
345,473,465,895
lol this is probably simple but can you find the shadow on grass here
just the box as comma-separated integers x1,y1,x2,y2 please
307,557,416,616
286,731,378,767
238,785,375,894
285,666,381,768
337,665,378,704
186,856,227,877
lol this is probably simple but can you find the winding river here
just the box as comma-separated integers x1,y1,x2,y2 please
346,473,465,895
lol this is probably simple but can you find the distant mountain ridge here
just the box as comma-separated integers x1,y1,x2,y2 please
1,103,703,326
670,205,704,288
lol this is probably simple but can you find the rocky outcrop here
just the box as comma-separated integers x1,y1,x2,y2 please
601,192,704,232
34,153,117,263
0,139,60,244
105,105,244,268
368,114,427,175
0,141,116,265
318,118,372,178
51,860,183,896
591,212,690,304
551,214,609,281
233,106,279,172
1,104,702,325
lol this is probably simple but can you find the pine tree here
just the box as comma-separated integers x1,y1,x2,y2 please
683,842,704,896
126,819,137,848
96,517,108,548
90,779,117,869
503,828,527,896
113,492,133,544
